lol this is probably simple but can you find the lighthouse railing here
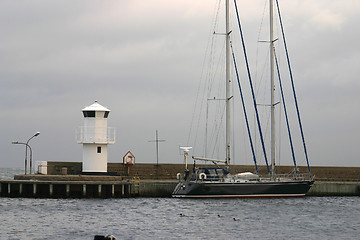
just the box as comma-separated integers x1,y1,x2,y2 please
76,126,115,144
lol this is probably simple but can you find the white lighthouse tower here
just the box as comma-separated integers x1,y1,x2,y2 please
77,101,115,173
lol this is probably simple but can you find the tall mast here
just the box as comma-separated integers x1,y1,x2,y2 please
270,0,276,178
225,0,231,170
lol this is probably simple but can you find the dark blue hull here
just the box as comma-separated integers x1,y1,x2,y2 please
172,180,314,198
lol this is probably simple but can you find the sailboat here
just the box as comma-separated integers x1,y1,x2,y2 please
172,0,314,198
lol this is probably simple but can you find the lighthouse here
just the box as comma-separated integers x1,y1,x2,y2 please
77,101,115,173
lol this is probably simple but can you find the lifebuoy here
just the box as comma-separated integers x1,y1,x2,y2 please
199,173,207,180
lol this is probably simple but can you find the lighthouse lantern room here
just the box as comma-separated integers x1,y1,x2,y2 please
77,101,115,173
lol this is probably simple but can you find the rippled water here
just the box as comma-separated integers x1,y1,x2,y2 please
1,169,359,240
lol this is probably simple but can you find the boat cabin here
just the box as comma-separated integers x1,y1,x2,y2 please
191,167,229,181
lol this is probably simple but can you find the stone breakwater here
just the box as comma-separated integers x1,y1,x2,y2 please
1,178,359,198
1,163,359,198
45,162,360,182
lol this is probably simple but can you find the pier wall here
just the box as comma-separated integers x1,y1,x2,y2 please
1,179,359,197
0,179,135,198
2,162,358,198
139,181,177,198
44,162,360,182
307,182,360,196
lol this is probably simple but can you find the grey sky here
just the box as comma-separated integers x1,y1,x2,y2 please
1,0,359,168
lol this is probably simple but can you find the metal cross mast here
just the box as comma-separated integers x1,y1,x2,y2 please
148,130,166,166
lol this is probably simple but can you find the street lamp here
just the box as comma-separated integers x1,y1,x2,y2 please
12,131,40,175
12,141,30,174
27,131,40,174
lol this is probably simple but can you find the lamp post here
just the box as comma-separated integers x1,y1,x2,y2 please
12,141,30,175
27,131,40,174
12,131,40,175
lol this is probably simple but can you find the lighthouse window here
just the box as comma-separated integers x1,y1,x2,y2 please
83,111,95,118
97,146,101,153
104,111,109,118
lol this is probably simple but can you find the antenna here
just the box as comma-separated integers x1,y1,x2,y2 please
148,130,166,166
179,146,192,152
179,146,192,169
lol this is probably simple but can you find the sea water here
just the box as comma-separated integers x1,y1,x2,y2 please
0,168,359,240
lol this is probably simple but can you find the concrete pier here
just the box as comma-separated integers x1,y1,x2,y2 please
307,181,360,196
44,162,360,182
139,181,178,197
1,164,360,198
1,178,359,198
0,178,134,198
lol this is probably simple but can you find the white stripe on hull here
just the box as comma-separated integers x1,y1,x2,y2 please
172,193,306,198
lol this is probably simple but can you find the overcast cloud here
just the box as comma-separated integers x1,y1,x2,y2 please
1,0,359,168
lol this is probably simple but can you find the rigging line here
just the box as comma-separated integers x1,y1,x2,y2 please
233,0,270,173
274,48,298,175
254,0,268,88
205,32,226,125
208,103,226,157
275,0,311,176
204,43,224,156
255,48,270,98
254,49,269,157
210,106,226,159
205,99,209,156
262,105,271,143
207,1,225,96
206,35,226,156
231,43,259,173
210,41,226,97
186,0,222,148
232,82,236,165
208,99,226,155
278,91,282,166
206,40,219,94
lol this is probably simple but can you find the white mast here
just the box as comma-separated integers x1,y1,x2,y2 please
270,0,276,178
225,0,231,170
